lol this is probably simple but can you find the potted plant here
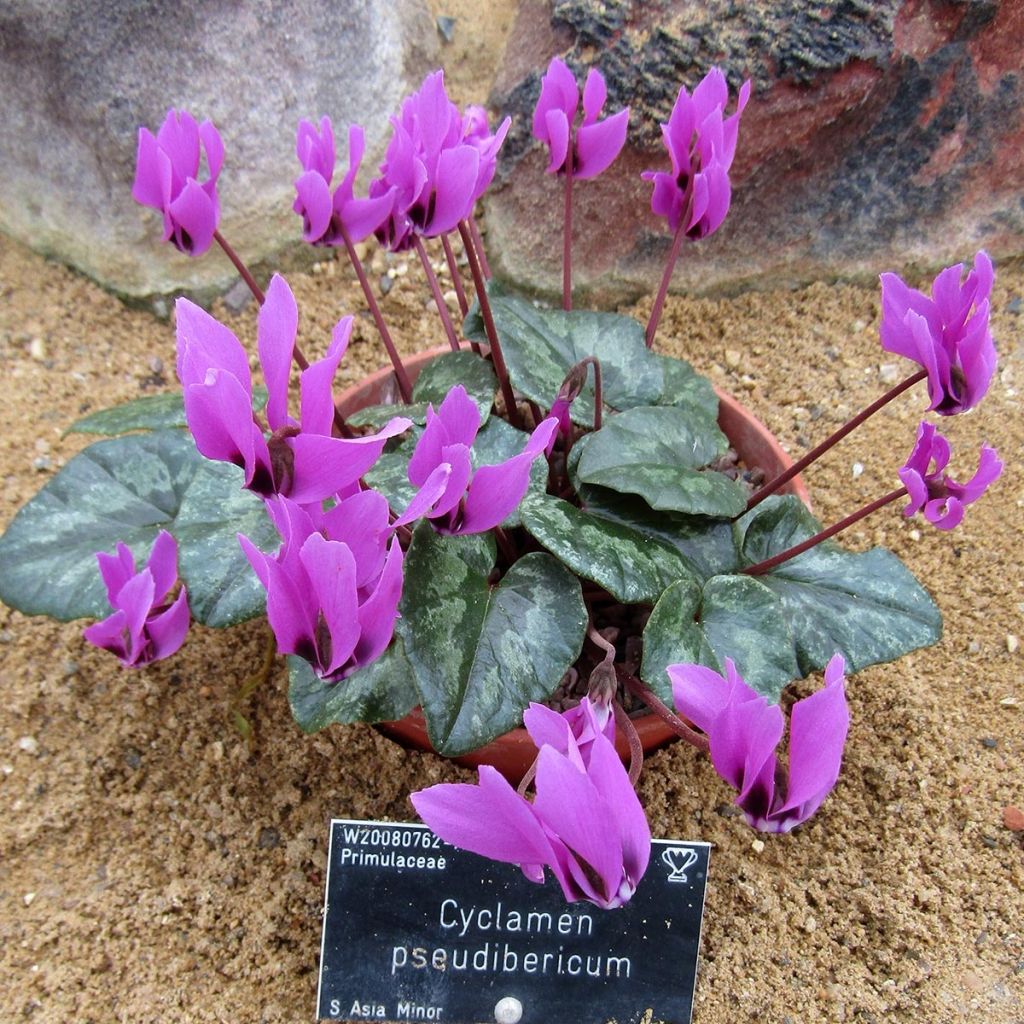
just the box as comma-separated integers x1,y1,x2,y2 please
0,61,1001,910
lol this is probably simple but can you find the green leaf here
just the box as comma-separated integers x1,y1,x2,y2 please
0,430,273,628
174,460,277,627
465,283,673,424
346,402,431,429
640,576,799,703
411,350,497,421
397,525,587,756
0,431,202,620
65,387,268,436
735,496,942,674
287,638,419,732
576,484,740,581
520,493,697,604
575,406,747,517
363,415,546,529
650,354,719,419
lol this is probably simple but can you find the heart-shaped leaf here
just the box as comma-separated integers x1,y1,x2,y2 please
465,282,688,424
640,576,799,703
519,492,697,604
575,406,747,517
735,496,942,674
287,638,419,732
65,386,268,436
397,525,587,756
0,430,273,628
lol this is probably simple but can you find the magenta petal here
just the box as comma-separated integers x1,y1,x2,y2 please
258,275,299,431
146,587,190,661
709,695,783,798
338,190,396,244
428,445,473,520
773,654,849,827
924,496,964,530
96,543,137,605
581,68,608,123
294,169,334,243
533,748,623,906
668,662,735,733
175,298,252,395
392,463,453,528
408,386,480,486
299,533,360,676
199,120,224,181
411,765,555,869
543,108,570,174
522,702,574,754
299,315,351,436
574,108,629,180
84,609,129,661
258,550,319,661
183,372,264,482
354,537,405,667
950,444,1003,504
287,418,411,504
322,489,390,587
132,128,165,209
426,146,480,236
115,570,156,665
147,530,179,601
167,178,217,255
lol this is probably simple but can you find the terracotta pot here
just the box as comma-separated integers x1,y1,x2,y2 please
336,348,810,782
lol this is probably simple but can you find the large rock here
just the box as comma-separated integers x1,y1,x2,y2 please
0,0,437,298
485,0,1024,301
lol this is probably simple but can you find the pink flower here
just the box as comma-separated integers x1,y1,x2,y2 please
83,531,189,668
670,655,849,833
880,253,997,415
405,385,556,535
531,58,629,180
899,421,1002,530
132,109,224,256
642,68,750,240
411,699,650,909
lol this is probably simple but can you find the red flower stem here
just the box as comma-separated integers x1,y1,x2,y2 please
339,227,413,403
744,368,928,514
742,485,908,577
214,230,266,306
644,219,686,349
458,220,523,429
613,700,645,787
469,216,492,280
441,233,469,318
517,756,539,798
616,666,709,753
215,230,357,436
414,236,461,352
562,135,574,311
493,525,518,565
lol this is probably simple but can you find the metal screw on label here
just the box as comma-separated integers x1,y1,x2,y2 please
494,996,523,1024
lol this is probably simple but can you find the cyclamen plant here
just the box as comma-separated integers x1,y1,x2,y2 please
0,62,1002,912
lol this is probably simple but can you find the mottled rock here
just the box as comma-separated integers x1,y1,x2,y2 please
485,0,1024,302
0,0,437,299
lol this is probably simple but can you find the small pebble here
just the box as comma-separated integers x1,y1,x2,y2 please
1003,806,1024,832
223,279,253,314
442,289,459,308
999,696,1019,708
17,736,39,756
379,275,393,295
1007,634,1019,654
1007,296,1022,315
436,14,456,43
968,640,981,654
23,892,35,907
396,262,409,277
258,826,281,849
852,319,867,332
426,299,439,314
803,915,817,933
878,363,899,384
148,356,164,375
851,462,864,478
751,839,765,853
980,737,998,749
724,349,742,369
32,456,52,472
909,528,921,541
28,337,47,361
981,834,998,849
353,241,369,262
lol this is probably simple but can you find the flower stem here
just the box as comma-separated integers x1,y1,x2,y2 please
742,485,908,576
616,667,709,753
613,700,644,787
644,220,686,349
215,230,354,436
214,230,265,305
441,233,469,318
458,219,523,429
469,217,492,280
744,368,928,514
563,135,574,311
415,236,460,352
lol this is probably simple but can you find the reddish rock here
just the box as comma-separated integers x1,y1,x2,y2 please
1003,805,1024,831
484,0,1024,302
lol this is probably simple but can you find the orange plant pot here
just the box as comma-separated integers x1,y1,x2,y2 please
336,348,810,782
